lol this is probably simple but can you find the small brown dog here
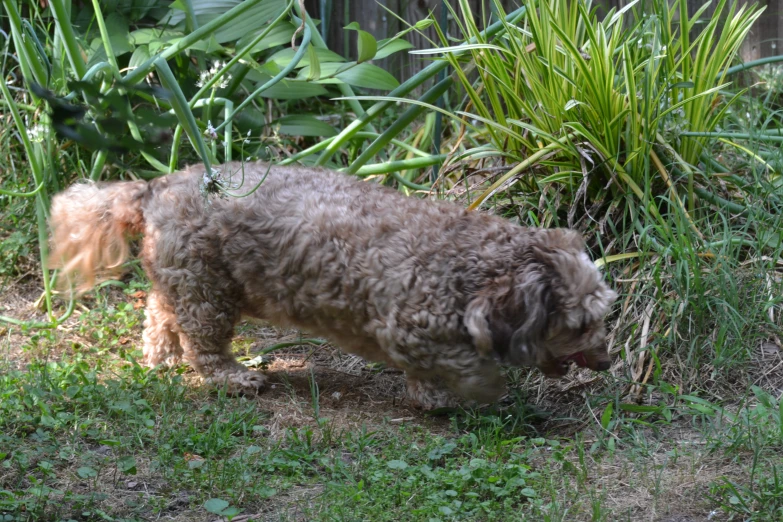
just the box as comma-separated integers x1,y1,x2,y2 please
49,162,617,408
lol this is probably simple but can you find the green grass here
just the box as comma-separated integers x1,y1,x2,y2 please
0,277,781,522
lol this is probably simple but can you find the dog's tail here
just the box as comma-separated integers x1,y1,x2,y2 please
49,180,150,293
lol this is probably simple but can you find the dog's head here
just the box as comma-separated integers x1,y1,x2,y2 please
465,228,617,378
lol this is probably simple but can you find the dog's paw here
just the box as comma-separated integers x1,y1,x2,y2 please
229,370,267,391
206,369,267,395
143,354,183,369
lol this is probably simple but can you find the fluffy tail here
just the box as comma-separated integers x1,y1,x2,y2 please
49,180,150,293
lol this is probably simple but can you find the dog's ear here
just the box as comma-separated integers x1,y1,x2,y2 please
506,273,553,366
464,295,493,356
533,229,617,329
465,270,554,363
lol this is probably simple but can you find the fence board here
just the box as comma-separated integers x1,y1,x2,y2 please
304,0,783,82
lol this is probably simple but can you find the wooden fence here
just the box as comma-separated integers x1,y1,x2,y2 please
303,0,783,81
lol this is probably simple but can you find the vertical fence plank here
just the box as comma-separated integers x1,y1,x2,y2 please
305,1,783,81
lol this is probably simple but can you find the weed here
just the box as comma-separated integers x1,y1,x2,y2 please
711,464,783,520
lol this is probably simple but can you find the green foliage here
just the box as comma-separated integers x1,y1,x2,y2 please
710,462,783,520
428,0,761,217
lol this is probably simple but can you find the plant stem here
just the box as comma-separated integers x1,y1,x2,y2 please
47,0,87,79
155,58,212,175
350,155,447,175
725,55,783,76
214,20,312,133
346,77,453,173
189,0,295,108
89,0,120,76
680,132,783,142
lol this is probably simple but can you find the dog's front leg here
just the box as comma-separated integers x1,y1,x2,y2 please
170,285,266,393
394,342,506,409
142,290,184,368
405,375,462,409
177,329,266,392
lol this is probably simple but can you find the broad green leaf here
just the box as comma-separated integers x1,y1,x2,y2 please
164,0,287,44
165,0,285,26
126,0,160,20
306,45,321,81
344,22,377,63
129,45,151,70
387,459,408,470
238,22,296,52
358,32,377,62
94,14,133,58
213,4,284,44
248,74,329,99
375,38,414,59
600,402,613,430
118,456,137,475
86,44,108,69
77,466,97,479
203,498,230,514
275,115,337,137
297,62,399,90
260,80,329,99
163,35,223,53
129,28,182,46
268,47,345,69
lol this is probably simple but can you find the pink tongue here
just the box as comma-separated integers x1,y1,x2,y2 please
563,352,588,368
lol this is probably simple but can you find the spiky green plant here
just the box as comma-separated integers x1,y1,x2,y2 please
430,0,762,218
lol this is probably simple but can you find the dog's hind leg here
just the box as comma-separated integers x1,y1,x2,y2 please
142,289,184,368
171,280,266,392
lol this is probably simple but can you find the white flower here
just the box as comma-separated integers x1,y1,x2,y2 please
26,124,45,143
196,61,233,89
205,120,218,140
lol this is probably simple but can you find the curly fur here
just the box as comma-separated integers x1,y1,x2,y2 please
49,162,617,408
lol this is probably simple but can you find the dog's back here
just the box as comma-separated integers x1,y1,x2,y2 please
137,162,508,342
